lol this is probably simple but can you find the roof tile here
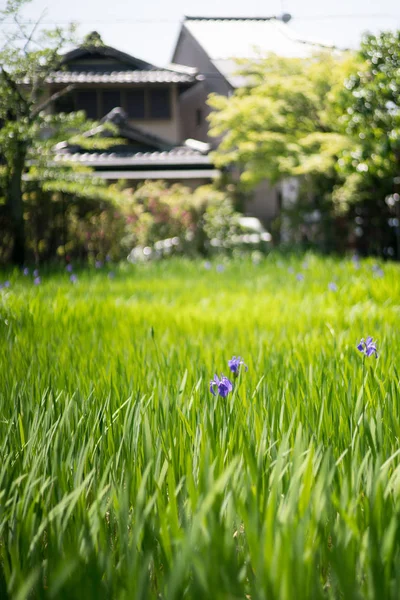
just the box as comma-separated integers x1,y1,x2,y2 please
47,70,195,84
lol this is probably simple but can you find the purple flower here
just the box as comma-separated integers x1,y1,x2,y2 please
204,261,211,270
372,265,384,278
108,271,115,280
352,254,360,269
66,264,73,273
209,374,233,398
106,254,111,263
4,280,10,288
296,273,304,281
33,269,39,277
23,267,29,276
216,264,225,273
357,336,378,358
70,274,77,284
34,277,41,285
95,260,103,269
228,356,247,375
328,282,337,292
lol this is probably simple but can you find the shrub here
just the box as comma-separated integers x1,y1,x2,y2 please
120,181,243,258
0,179,253,265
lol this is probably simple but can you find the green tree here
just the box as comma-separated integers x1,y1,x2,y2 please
0,0,115,265
335,32,400,199
333,31,400,257
208,51,356,189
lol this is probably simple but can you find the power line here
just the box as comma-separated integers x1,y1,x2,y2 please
0,18,182,25
1,14,400,26
295,13,400,20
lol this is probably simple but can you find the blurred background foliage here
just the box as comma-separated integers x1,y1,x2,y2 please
1,0,400,264
0,180,243,264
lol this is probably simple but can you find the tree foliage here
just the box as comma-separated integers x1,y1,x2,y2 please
208,51,357,188
208,36,400,256
0,0,117,265
334,31,400,206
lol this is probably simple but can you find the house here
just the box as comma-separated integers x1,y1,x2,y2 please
54,107,217,187
49,32,218,186
172,16,329,224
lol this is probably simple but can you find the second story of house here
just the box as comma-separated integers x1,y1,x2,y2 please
47,32,198,144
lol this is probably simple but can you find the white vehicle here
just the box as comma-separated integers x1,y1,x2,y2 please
238,217,272,242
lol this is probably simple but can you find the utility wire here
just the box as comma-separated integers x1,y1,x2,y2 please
1,14,400,25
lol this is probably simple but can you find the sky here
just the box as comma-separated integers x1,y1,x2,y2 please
1,0,400,66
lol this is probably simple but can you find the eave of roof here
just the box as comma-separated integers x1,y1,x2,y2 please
54,150,212,167
79,169,220,180
47,70,195,85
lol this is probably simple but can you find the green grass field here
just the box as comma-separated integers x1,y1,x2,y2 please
0,254,400,599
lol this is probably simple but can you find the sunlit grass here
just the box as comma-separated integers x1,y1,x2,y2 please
0,254,400,599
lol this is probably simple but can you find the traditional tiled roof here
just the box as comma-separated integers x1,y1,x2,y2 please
47,70,195,85
82,169,219,180
45,33,198,86
54,108,212,169
54,148,212,167
180,16,333,87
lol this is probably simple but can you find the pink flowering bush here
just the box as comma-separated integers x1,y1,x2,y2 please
119,181,240,255
0,181,240,264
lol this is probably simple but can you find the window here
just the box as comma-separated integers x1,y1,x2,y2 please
54,91,75,114
149,89,170,119
126,90,145,119
196,108,203,127
75,90,97,119
55,87,173,121
102,90,121,116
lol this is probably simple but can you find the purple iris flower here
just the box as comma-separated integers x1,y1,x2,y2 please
296,273,304,281
66,264,73,273
372,266,384,278
95,260,103,269
357,336,378,358
23,267,29,276
209,374,233,398
228,356,247,375
4,280,10,288
70,274,77,284
328,282,337,292
34,277,41,285
33,269,39,277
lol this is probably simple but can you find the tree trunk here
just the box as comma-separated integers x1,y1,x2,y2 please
6,143,27,266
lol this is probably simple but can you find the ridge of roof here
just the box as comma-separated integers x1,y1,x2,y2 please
184,15,278,21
